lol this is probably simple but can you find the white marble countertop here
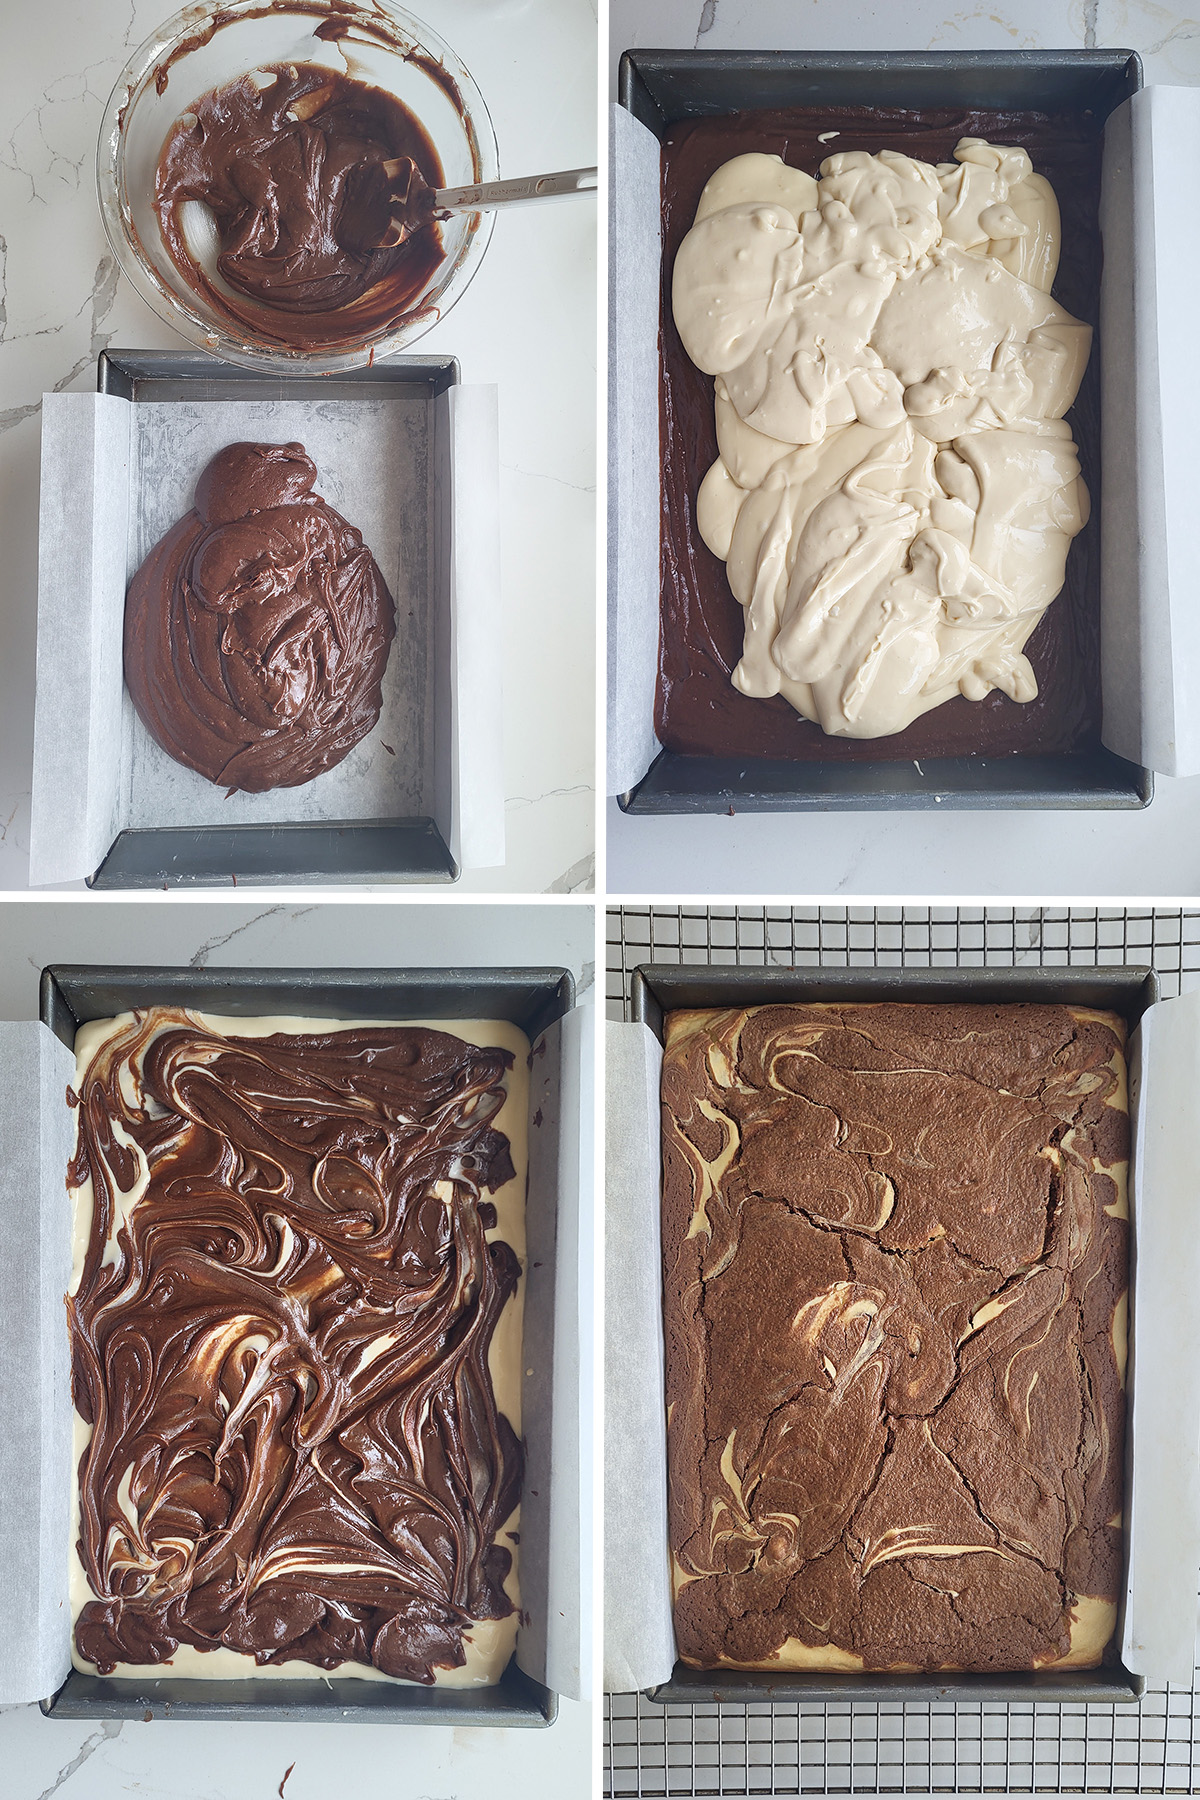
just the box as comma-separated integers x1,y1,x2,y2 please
0,0,597,897
607,0,1200,899
0,897,595,1800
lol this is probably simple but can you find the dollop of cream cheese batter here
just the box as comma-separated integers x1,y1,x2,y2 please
671,140,1092,739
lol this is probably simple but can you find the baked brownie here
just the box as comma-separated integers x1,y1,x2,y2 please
660,1002,1128,1672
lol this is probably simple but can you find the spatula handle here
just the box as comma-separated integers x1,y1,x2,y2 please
437,167,598,213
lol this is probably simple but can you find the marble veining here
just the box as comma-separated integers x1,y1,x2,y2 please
0,898,593,1799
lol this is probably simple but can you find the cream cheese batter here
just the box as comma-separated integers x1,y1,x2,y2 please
671,140,1092,739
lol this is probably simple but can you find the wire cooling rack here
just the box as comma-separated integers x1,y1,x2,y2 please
605,907,1200,1798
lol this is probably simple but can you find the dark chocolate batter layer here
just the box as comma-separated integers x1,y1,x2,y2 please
155,64,446,351
661,1003,1128,1672
124,441,396,793
658,107,1104,763
67,1011,522,1682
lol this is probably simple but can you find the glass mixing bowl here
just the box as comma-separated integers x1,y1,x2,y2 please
98,0,498,373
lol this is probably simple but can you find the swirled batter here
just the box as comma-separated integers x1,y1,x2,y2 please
154,64,446,351
661,1003,1128,1672
671,140,1091,740
66,1009,527,1684
124,441,396,793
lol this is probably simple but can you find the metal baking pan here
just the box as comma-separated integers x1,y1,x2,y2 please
90,349,461,888
632,959,1153,1704
616,49,1152,815
40,961,573,1726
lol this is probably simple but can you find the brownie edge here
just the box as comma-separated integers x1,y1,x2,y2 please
660,1002,1129,1674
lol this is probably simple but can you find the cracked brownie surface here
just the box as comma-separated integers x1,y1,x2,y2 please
660,1002,1128,1672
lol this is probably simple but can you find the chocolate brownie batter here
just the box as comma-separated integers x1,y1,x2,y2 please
124,441,396,793
660,1003,1128,1671
155,64,446,350
67,1010,523,1682
658,107,1104,763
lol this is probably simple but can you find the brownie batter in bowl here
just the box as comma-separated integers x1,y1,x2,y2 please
154,64,447,349
124,441,396,793
99,1,497,372
660,1002,1129,1673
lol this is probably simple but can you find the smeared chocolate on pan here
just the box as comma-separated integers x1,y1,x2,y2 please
124,441,395,793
